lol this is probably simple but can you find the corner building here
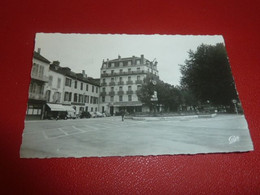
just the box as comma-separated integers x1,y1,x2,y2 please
99,55,159,115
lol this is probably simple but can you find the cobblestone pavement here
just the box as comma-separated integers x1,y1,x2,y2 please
20,115,253,158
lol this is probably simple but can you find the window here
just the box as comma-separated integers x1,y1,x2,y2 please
136,60,140,65
91,107,93,112
128,76,131,81
102,78,106,83
128,86,132,91
137,85,141,90
119,86,123,91
103,71,106,74
96,87,98,93
86,84,88,91
111,70,114,74
128,61,131,65
49,76,53,86
90,96,93,104
81,82,83,90
92,86,94,92
119,77,122,82
102,87,105,92
119,96,123,102
74,93,77,102
95,107,97,112
111,63,114,67
137,67,140,72
85,106,88,111
64,91,69,101
128,68,131,73
108,63,111,68
57,78,61,88
79,94,83,103
119,62,123,66
39,66,44,77
85,95,89,103
120,69,123,73
128,95,132,101
102,96,105,102
111,87,114,91
46,90,51,102
65,78,72,87
137,75,140,80
69,92,72,101
111,77,114,82
74,81,77,89
110,96,114,102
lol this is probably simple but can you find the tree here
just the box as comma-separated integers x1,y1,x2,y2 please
180,43,238,106
137,74,182,112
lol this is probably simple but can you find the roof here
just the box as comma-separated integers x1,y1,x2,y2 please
49,64,100,86
33,51,50,64
107,56,150,63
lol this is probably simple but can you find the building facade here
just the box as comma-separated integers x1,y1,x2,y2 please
44,61,100,117
26,51,50,120
99,55,159,115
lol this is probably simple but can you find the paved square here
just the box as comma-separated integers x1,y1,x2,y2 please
20,115,253,158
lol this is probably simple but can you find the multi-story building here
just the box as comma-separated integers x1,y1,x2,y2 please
26,50,50,120
46,62,100,116
99,55,159,115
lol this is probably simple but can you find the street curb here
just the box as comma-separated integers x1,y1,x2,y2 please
131,114,217,121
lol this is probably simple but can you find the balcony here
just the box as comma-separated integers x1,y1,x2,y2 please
135,80,142,84
28,92,46,101
109,82,116,86
31,73,48,82
101,82,107,86
100,91,106,96
109,91,115,96
101,70,147,77
126,80,133,85
118,81,124,85
117,91,124,95
126,90,134,95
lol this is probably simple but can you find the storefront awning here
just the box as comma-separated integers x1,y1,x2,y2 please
63,105,76,112
113,101,143,107
46,103,66,111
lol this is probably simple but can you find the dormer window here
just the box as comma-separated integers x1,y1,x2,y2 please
127,61,132,66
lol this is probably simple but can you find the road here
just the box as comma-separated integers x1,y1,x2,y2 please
20,114,254,158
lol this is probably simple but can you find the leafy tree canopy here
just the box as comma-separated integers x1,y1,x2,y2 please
180,43,238,106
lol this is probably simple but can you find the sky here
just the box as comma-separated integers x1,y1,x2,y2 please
35,33,224,86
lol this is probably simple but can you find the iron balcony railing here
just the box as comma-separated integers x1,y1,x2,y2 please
126,90,134,95
109,82,116,86
31,74,48,82
101,70,147,77
109,91,115,96
28,92,46,100
100,91,106,96
117,91,124,95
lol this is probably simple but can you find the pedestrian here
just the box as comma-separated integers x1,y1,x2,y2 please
121,110,125,121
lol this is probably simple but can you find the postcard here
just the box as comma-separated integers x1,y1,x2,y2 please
20,33,253,158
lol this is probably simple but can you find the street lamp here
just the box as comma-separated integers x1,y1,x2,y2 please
150,79,158,114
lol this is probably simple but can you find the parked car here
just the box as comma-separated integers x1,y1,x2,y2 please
79,111,91,119
67,111,77,119
95,111,104,117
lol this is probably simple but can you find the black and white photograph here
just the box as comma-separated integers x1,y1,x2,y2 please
20,33,253,158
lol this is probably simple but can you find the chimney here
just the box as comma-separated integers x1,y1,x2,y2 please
82,70,87,78
118,55,121,59
141,54,144,64
37,48,41,54
52,61,60,66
